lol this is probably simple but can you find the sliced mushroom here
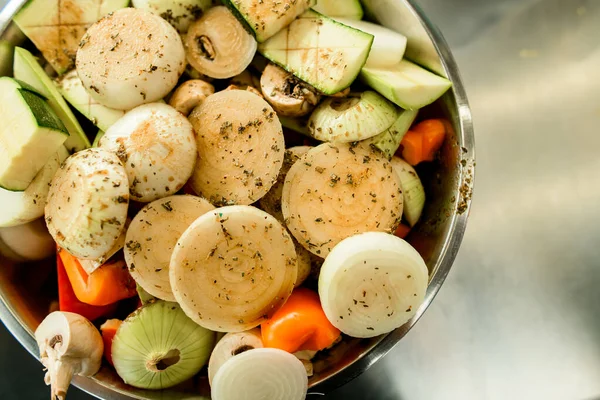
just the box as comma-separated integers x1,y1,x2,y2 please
168,79,215,116
35,312,104,400
185,6,257,79
225,84,263,98
260,63,322,117
230,70,261,90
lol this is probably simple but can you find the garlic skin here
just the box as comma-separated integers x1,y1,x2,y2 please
35,312,104,400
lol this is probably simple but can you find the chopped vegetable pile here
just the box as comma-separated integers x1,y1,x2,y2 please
0,1,455,399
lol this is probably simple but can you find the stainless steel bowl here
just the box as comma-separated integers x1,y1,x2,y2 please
0,0,474,398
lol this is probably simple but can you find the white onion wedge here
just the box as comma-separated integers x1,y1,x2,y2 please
124,195,214,301
189,90,284,206
99,103,197,203
0,146,68,228
45,148,129,260
170,205,297,332
319,232,429,338
0,219,55,261
207,328,263,385
76,8,186,110
391,157,426,227
78,219,129,274
336,19,407,68
211,348,308,400
282,142,403,257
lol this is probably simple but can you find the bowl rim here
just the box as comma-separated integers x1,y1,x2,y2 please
0,0,475,398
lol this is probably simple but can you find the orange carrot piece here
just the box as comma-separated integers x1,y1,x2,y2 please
394,223,412,239
100,319,122,366
400,119,447,165
262,288,341,353
59,249,137,306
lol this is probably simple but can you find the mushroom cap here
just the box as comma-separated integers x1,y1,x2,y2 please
260,63,321,117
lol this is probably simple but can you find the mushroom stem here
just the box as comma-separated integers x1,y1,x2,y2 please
43,356,75,400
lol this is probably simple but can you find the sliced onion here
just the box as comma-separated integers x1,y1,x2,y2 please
308,91,398,142
207,328,263,385
391,157,426,227
318,232,429,338
211,348,308,400
170,205,297,332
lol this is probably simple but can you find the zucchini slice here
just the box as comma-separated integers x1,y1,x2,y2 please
312,0,363,20
223,0,316,42
13,0,129,74
0,41,14,77
56,70,125,132
0,77,68,191
13,47,90,152
361,60,452,110
258,9,373,94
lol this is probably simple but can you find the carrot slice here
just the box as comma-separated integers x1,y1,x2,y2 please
400,119,447,165
394,223,412,239
100,319,122,366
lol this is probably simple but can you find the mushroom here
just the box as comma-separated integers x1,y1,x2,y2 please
230,70,261,90
35,312,104,400
225,84,263,98
207,328,264,385
168,79,215,116
260,63,322,117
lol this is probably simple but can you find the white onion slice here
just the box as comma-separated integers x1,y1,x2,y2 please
207,328,263,385
211,348,308,400
391,157,426,226
318,231,429,338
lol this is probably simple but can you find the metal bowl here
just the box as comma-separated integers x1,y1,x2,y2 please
0,0,474,398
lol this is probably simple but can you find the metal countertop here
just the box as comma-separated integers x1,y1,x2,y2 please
2,0,600,399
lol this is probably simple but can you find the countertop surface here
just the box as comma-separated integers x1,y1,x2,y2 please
2,0,600,399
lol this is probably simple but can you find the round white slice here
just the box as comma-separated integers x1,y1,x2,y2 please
189,90,284,206
259,146,311,223
45,148,129,260
282,142,403,257
211,348,308,400
170,205,297,332
76,8,186,110
124,195,214,301
0,146,68,228
100,103,197,202
318,232,429,338
207,328,263,385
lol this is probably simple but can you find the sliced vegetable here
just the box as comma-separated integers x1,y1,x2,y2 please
124,195,215,301
185,6,257,79
230,69,261,90
361,60,452,110
0,146,68,228
13,47,90,152
207,328,263,385
211,348,308,400
308,91,398,143
313,0,364,20
262,288,341,353
260,63,321,117
35,312,103,400
78,220,128,274
279,116,310,137
335,18,407,68
0,219,56,261
76,8,186,110
188,90,284,206
170,205,297,332
112,300,215,389
56,70,125,132
222,0,315,42
99,103,197,202
391,157,426,226
258,9,373,95
100,319,122,366
91,130,104,148
394,223,411,239
57,252,118,321
132,0,212,33
260,146,311,222
168,79,215,116
0,77,68,191
59,248,137,306
319,232,429,338
400,119,447,165
294,244,312,287
45,148,129,260
365,108,418,159
13,0,129,74
282,142,403,257
0,40,14,76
